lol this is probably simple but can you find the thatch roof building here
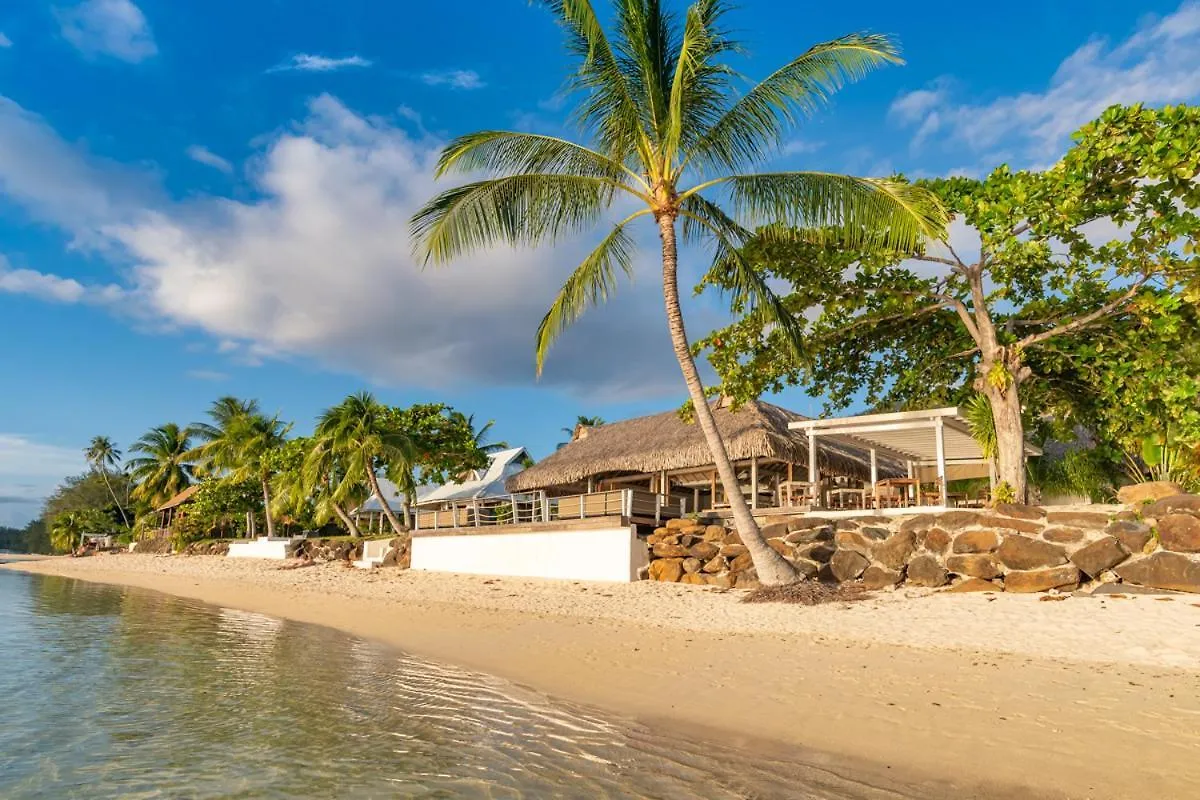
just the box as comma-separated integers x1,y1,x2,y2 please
508,399,891,498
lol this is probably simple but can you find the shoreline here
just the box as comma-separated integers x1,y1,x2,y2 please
5,554,1200,799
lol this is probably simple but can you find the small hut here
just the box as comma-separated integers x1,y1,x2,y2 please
153,485,200,531
508,399,892,513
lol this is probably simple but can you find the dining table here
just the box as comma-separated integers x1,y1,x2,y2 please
875,478,921,507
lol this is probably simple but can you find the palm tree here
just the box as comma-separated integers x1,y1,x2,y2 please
85,435,130,529
312,392,415,535
189,397,291,538
462,414,508,455
412,0,947,584
128,423,194,508
562,415,606,438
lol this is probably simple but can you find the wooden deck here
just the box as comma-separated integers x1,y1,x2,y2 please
412,488,683,532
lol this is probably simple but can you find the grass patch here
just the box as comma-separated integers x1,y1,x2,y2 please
741,582,869,606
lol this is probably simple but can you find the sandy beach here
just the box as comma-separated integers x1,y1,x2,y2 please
6,553,1200,799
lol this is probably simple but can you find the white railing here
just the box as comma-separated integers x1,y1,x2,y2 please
413,489,686,531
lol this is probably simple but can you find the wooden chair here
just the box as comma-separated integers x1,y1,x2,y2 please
874,483,903,509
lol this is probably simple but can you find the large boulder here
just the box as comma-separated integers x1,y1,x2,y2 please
873,530,917,570
996,536,1068,571
649,558,684,582
946,554,1002,580
760,521,791,539
829,549,870,582
652,542,689,558
1106,520,1154,553
993,503,1046,521
703,525,728,542
898,514,938,533
930,511,982,530
906,554,949,587
1157,514,1200,553
1004,565,1081,593
952,530,1001,554
682,557,703,574
1069,537,1129,578
979,515,1043,535
784,526,833,545
1115,552,1200,593
665,518,694,530
767,538,792,557
789,517,834,532
861,565,902,589
688,541,720,561
729,551,754,573
1045,511,1111,529
834,528,887,556
795,542,835,563
920,527,952,554
720,543,748,558
1117,481,1184,506
702,556,726,574
1145,494,1200,519
1042,527,1085,545
947,577,1002,593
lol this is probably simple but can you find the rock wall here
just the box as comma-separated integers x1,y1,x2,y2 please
645,494,1200,594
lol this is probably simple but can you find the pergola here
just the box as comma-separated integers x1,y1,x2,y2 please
788,407,1042,508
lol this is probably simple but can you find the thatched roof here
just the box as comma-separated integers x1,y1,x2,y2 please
156,484,200,512
508,399,888,492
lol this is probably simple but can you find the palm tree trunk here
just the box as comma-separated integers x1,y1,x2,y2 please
657,214,798,586
365,462,406,535
333,504,363,537
261,478,276,538
98,469,131,529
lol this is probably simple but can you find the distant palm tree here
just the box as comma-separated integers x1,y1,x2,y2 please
128,423,194,508
413,0,947,585
279,437,367,537
85,435,130,529
462,414,508,455
562,415,606,438
312,392,415,535
189,397,290,537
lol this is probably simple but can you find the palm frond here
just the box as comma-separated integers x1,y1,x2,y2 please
663,0,736,163
411,174,632,265
687,34,902,173
535,211,643,374
679,193,807,360
700,171,946,252
435,131,646,188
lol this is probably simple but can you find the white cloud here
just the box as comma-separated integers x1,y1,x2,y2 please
420,69,485,90
186,145,233,174
185,369,230,381
892,2,1200,165
270,54,372,73
0,33,12,48
56,0,157,63
0,93,691,399
779,139,823,157
0,254,125,304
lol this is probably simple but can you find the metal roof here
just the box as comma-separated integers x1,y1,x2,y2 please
355,447,530,513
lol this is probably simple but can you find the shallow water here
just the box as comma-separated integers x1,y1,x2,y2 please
0,571,917,799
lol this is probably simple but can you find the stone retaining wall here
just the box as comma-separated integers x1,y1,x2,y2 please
646,494,1200,594
180,536,410,566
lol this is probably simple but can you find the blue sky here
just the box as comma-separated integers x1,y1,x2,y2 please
0,0,1195,525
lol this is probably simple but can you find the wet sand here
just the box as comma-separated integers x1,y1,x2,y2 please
6,553,1200,799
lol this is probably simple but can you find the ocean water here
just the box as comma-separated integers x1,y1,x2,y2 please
0,569,916,799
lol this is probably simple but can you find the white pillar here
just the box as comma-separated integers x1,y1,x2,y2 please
808,432,819,508
750,457,759,509
935,417,948,507
869,448,878,488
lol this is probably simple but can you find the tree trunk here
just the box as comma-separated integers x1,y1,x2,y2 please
98,469,131,529
261,478,276,538
657,213,798,586
333,504,363,537
365,462,406,535
978,355,1029,503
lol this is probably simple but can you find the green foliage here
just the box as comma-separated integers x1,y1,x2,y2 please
412,0,947,375
49,509,117,553
384,404,494,487
962,394,998,460
992,482,1017,505
42,471,136,528
702,104,1200,484
127,423,195,508
171,477,261,547
1028,449,1117,503
1122,430,1200,492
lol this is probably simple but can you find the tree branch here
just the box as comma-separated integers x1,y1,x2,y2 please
1016,277,1150,349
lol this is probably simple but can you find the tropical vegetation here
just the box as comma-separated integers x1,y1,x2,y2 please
411,0,948,585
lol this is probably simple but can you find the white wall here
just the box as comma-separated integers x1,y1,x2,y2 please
411,526,647,582
227,538,295,560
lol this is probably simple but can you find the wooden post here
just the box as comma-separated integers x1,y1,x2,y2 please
750,457,759,510
692,487,700,514
935,417,948,507
710,470,717,507
587,476,595,493
808,431,819,508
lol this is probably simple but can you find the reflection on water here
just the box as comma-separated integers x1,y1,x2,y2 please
0,572,911,799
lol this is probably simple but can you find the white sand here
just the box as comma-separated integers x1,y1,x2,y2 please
7,553,1200,800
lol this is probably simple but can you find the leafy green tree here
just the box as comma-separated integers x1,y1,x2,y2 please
188,398,291,537
128,423,195,508
84,435,131,529
411,0,946,585
49,509,115,553
270,437,365,536
171,477,262,545
312,392,415,535
703,105,1200,501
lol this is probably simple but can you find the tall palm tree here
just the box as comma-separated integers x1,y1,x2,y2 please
412,0,947,584
461,414,508,455
281,437,367,537
127,423,194,509
312,392,415,535
84,435,130,529
189,397,290,537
